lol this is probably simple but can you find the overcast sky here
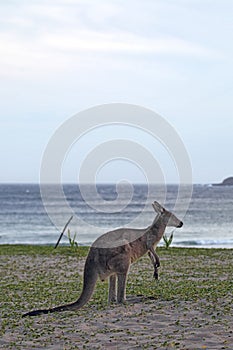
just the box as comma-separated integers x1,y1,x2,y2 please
0,0,232,184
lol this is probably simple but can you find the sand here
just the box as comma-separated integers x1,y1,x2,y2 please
0,248,232,349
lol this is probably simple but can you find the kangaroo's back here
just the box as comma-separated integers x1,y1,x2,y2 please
22,200,183,317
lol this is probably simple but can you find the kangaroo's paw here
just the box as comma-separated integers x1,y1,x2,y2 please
153,267,159,280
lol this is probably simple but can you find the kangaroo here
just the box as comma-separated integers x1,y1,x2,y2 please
22,201,183,317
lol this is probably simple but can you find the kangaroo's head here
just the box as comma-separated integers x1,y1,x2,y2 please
152,201,183,228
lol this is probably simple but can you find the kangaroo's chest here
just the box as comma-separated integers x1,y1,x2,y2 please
129,239,148,263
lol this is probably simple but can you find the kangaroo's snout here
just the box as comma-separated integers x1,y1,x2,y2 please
23,200,184,318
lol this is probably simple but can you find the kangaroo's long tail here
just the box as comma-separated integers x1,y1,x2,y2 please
22,255,98,317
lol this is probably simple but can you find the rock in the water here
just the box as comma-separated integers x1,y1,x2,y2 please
213,176,233,186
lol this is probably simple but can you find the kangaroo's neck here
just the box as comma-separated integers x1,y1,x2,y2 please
145,214,167,248
152,215,167,237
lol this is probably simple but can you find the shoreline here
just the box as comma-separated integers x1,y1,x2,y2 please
1,245,232,349
1,242,233,249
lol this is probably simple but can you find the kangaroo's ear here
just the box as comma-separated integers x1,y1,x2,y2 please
152,201,164,214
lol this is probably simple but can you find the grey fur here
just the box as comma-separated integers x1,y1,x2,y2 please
22,201,183,317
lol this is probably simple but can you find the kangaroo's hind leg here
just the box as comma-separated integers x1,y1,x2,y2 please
107,248,130,304
108,275,117,303
117,273,128,303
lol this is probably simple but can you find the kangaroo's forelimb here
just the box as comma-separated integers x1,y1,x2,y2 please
22,201,183,317
148,247,160,280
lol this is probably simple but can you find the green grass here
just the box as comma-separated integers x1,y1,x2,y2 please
129,247,233,304
0,245,232,348
0,244,89,257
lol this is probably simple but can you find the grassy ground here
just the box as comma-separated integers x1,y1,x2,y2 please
0,245,232,349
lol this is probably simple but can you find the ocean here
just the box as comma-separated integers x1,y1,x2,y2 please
0,184,233,248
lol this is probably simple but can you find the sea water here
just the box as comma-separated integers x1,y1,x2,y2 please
0,184,233,248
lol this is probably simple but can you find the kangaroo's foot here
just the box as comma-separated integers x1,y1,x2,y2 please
108,297,117,304
153,265,159,280
117,298,126,304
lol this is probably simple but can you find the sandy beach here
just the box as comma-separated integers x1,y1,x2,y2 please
0,246,232,349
